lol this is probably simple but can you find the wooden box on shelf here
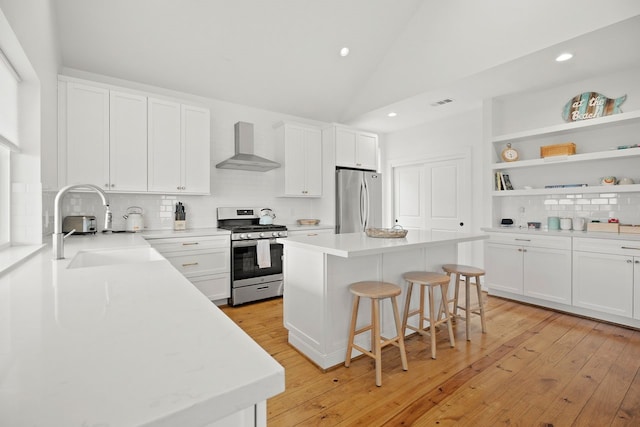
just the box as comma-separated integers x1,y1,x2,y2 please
620,225,640,234
540,142,576,158
586,222,619,232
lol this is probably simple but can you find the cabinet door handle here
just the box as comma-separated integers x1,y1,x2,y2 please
517,248,523,252
635,260,640,264
621,246,640,251
182,262,199,267
182,242,199,246
627,259,633,263
515,239,531,242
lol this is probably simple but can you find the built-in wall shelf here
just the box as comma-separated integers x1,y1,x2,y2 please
492,110,640,144
492,146,640,170
492,183,640,197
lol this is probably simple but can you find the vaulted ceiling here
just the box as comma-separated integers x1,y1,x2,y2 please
54,1,640,132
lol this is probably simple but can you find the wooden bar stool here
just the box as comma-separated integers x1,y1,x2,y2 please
401,271,455,360
440,264,487,341
345,281,408,387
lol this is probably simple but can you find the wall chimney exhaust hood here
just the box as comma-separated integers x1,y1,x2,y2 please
215,122,280,172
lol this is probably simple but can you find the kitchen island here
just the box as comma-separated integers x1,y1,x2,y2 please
279,230,488,370
0,232,284,426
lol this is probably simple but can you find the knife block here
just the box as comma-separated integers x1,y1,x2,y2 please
174,220,186,231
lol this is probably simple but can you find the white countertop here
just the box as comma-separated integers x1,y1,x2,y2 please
482,227,640,241
279,229,488,257
0,233,284,426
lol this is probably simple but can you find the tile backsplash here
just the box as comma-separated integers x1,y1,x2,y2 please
498,192,640,229
42,190,317,235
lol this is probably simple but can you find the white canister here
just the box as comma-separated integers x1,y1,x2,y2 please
572,217,586,231
560,217,572,230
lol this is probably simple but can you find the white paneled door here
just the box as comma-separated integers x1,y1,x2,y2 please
392,151,471,260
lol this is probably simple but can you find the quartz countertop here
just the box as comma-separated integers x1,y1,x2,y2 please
0,232,284,426
279,229,488,258
482,227,640,241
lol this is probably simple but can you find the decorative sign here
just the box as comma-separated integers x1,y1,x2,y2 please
561,91,627,122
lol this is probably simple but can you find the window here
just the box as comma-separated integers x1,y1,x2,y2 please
0,47,20,249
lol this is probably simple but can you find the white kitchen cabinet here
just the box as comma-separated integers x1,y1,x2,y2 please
573,237,640,318
275,122,322,197
287,228,334,237
109,90,148,192
147,234,230,301
325,125,378,171
181,104,211,194
61,81,110,188
59,76,210,194
148,98,210,194
485,233,572,305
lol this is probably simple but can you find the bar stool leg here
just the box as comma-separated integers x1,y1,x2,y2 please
475,275,487,333
372,298,382,386
428,285,437,359
453,273,461,317
391,296,408,371
440,283,455,348
402,282,414,336
345,295,360,367
465,275,471,341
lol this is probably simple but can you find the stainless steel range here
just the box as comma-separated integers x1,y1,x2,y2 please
217,207,287,306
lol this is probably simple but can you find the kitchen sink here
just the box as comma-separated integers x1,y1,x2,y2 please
67,247,164,269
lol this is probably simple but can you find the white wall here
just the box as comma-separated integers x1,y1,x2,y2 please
0,0,60,243
45,69,336,232
381,109,485,267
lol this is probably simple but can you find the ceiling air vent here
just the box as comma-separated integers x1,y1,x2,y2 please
430,98,454,107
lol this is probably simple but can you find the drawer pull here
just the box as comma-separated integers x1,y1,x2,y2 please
621,246,640,251
515,239,531,242
182,262,199,267
182,242,199,246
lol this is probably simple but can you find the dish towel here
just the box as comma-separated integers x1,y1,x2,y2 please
256,240,272,269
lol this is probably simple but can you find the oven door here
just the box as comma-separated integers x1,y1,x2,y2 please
231,238,283,287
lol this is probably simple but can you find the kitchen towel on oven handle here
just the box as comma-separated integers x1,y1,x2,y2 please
256,240,272,268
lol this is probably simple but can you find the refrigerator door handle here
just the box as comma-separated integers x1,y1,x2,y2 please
359,181,365,231
362,178,370,230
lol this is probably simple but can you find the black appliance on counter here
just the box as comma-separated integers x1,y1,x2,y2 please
217,207,287,306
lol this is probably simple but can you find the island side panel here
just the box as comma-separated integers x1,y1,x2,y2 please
283,246,327,364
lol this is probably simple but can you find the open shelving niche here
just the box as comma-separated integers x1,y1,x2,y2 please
491,110,640,196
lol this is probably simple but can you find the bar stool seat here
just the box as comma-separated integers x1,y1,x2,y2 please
401,271,455,359
440,264,487,341
345,281,408,387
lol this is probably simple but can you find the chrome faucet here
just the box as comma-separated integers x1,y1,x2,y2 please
53,184,112,260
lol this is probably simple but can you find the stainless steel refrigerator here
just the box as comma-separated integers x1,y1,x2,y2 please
336,169,382,234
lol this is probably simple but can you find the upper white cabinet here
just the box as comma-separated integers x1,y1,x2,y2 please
61,82,110,189
109,90,148,192
148,98,181,192
147,99,211,194
181,104,211,194
325,125,378,171
59,77,210,194
275,122,322,197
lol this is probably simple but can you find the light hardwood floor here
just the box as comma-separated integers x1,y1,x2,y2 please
221,295,640,426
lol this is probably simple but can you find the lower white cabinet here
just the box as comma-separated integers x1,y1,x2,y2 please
485,233,572,305
287,228,334,237
147,234,230,301
573,237,640,318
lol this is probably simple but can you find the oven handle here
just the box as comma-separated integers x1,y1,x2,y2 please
232,238,282,248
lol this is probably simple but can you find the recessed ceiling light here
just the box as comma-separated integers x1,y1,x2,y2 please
340,47,350,57
387,112,397,117
555,52,573,62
